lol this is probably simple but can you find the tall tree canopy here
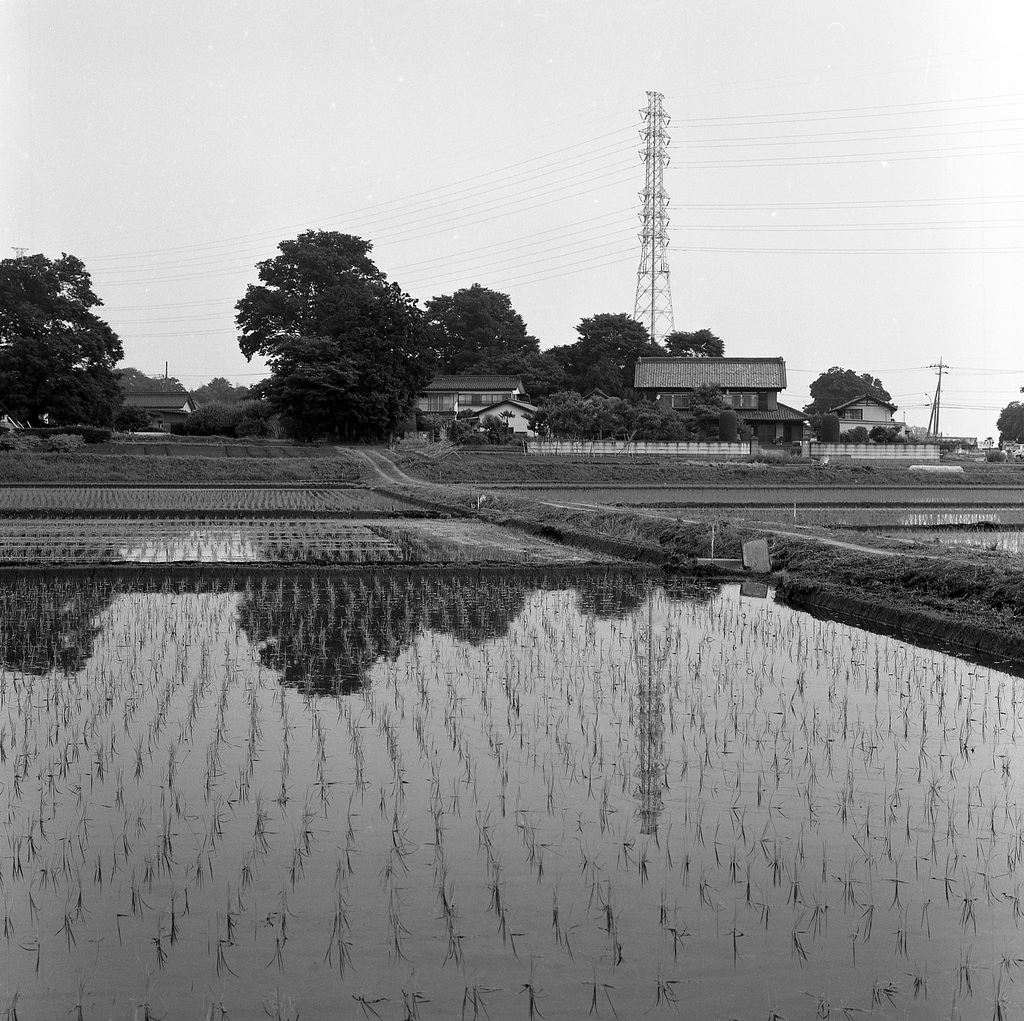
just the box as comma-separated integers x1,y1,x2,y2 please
236,231,435,440
0,253,124,426
424,284,540,374
997,401,1024,443
191,376,251,405
548,313,661,398
663,328,725,358
803,366,893,417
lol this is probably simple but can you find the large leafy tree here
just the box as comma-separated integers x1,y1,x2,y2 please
997,401,1024,443
424,284,540,373
803,366,893,417
549,313,662,398
0,253,124,426
663,328,725,358
191,376,251,405
236,231,435,440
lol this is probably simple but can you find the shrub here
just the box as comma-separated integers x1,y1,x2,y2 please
718,409,738,443
45,433,85,453
819,414,841,443
181,402,239,437
233,399,273,438
24,425,112,444
113,405,153,433
844,426,870,444
987,449,1008,462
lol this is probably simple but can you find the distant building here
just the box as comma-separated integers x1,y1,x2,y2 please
476,398,539,439
417,374,528,424
633,356,807,443
122,387,196,431
828,393,899,435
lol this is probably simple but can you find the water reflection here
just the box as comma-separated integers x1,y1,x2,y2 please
0,570,658,691
0,575,116,675
236,570,657,694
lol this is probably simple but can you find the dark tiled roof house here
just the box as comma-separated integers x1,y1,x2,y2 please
123,387,197,431
633,356,808,443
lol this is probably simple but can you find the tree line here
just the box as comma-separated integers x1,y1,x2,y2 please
4,234,1020,443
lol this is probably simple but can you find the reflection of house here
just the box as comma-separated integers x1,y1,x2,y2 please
828,393,899,435
633,356,808,443
477,398,538,438
418,374,528,423
123,387,196,431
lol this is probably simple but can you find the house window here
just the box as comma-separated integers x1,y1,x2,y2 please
460,392,506,405
427,395,455,413
841,409,863,420
725,393,758,409
669,394,690,410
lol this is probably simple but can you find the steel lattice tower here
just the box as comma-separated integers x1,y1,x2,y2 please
634,91,674,343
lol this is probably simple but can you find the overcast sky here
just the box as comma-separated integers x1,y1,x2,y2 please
3,0,1022,440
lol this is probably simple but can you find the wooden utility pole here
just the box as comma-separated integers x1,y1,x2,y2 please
926,360,947,438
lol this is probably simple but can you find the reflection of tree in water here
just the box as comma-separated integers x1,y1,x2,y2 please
236,570,665,696
571,571,651,619
237,576,420,695
0,574,116,675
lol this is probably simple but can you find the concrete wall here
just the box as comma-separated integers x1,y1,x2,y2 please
527,440,755,458
805,441,940,461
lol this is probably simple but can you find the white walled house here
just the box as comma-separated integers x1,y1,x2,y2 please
828,394,899,435
477,398,538,439
417,374,527,424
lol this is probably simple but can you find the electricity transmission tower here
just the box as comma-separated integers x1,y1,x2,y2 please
926,359,947,438
633,91,674,343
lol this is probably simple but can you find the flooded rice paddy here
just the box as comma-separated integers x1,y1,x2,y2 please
2,570,1023,1019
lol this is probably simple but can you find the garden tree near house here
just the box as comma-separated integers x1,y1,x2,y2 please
424,284,540,374
530,391,688,441
997,401,1024,443
549,313,662,397
236,231,435,440
685,384,728,440
663,328,725,358
465,348,569,403
0,253,124,426
803,366,893,417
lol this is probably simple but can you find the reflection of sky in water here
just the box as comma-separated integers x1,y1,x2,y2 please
3,576,1023,1020
914,529,1024,554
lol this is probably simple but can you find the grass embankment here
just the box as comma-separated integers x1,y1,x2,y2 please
0,450,366,485
393,447,1024,487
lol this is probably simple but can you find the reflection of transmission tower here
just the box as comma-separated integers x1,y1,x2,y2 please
634,91,674,343
636,594,665,836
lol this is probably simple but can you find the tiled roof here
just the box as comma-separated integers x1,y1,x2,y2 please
124,390,194,412
424,375,522,392
828,393,897,413
634,357,787,390
477,399,538,414
738,403,808,422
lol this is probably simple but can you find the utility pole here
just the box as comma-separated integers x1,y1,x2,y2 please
634,92,674,344
926,359,947,438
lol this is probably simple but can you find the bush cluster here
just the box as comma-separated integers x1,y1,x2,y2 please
23,425,112,444
170,400,274,438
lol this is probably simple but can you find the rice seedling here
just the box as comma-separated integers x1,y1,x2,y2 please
4,568,1024,1017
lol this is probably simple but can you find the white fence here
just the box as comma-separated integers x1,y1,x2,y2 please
805,442,941,461
526,440,755,458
